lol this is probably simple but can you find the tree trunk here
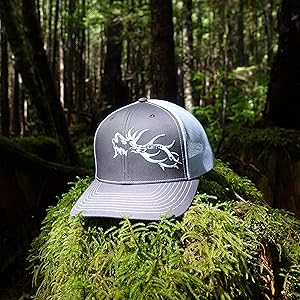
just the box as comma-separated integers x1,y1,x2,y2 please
52,0,60,74
221,3,229,145
76,0,86,122
64,0,77,124
12,65,21,136
0,23,10,137
0,0,78,164
150,0,178,104
101,13,128,111
0,0,56,136
236,0,245,66
47,0,53,62
182,0,194,111
265,0,300,130
264,0,274,66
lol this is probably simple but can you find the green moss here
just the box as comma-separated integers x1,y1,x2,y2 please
199,160,264,205
226,126,300,160
14,135,65,163
231,127,298,147
28,167,300,299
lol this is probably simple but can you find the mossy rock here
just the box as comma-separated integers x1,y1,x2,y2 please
28,161,300,299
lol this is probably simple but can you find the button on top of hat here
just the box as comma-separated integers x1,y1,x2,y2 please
138,97,148,102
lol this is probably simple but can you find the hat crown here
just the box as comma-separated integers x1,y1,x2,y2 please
94,99,214,184
95,101,186,183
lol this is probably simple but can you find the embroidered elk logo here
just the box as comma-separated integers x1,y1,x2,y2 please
112,127,181,170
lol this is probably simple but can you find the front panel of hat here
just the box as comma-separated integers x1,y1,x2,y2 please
95,102,186,183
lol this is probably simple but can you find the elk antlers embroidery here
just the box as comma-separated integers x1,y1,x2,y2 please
112,127,181,170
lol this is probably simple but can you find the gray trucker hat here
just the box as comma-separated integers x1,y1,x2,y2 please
70,98,214,220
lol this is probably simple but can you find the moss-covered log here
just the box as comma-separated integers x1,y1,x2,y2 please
28,161,300,299
0,136,86,218
221,126,300,217
0,136,87,297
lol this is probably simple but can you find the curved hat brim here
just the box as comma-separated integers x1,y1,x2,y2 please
70,178,199,220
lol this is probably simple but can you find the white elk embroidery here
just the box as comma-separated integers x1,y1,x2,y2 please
112,127,181,170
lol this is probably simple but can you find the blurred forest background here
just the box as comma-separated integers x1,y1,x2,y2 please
0,0,299,298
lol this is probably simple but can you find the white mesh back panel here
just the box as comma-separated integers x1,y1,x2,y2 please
149,99,214,179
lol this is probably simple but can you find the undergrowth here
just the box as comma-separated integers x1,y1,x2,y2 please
28,162,300,299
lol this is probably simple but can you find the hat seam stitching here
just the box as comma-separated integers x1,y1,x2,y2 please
122,102,141,181
147,101,187,177
93,101,138,177
95,176,197,184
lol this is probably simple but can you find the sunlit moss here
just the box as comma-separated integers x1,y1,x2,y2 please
28,164,300,299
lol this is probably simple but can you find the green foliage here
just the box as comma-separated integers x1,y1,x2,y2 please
193,66,268,151
28,164,300,299
13,135,65,163
227,66,268,123
193,102,223,152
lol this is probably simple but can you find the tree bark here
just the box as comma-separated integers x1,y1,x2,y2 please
150,0,178,104
265,0,300,130
0,23,10,137
63,0,77,124
76,0,86,122
101,14,128,111
47,0,53,62
12,65,21,136
0,0,78,163
264,0,274,66
52,0,60,74
182,0,194,111
0,0,55,135
236,0,245,66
